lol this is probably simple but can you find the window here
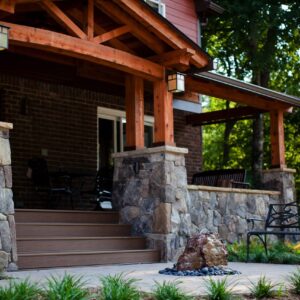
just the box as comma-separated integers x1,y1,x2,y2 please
144,0,166,17
97,107,154,169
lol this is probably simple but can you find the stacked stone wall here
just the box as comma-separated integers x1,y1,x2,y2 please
113,146,285,262
187,186,280,243
113,146,192,261
0,124,17,271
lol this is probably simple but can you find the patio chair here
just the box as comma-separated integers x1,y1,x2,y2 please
80,168,113,210
27,157,76,209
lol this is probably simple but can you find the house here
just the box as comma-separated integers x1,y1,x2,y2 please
0,0,299,271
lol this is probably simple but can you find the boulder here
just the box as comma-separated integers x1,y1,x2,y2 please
176,233,228,271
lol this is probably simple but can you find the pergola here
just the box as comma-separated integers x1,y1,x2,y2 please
1,0,299,170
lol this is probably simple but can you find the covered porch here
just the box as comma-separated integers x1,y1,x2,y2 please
0,0,299,270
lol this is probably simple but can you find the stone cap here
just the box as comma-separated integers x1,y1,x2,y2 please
0,122,13,131
262,168,296,174
112,145,188,158
187,185,281,195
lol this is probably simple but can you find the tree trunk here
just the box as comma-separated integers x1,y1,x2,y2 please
251,70,269,188
223,101,236,166
252,114,264,188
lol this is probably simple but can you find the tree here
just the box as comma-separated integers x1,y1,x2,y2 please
202,0,300,187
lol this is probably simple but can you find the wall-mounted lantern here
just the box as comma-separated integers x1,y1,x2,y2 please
0,25,9,51
167,72,185,93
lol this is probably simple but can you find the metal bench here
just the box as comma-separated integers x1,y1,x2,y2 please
192,169,249,188
246,201,300,261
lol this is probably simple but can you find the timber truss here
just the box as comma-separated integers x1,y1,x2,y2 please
0,0,211,81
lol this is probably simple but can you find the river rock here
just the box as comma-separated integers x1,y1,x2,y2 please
176,233,228,271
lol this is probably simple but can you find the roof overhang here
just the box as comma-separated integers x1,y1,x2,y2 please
196,72,300,107
185,72,300,111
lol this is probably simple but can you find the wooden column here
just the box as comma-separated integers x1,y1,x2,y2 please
125,75,144,150
270,110,286,168
153,79,175,146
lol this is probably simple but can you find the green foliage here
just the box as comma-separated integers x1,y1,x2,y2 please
249,276,281,299
99,273,140,300
152,281,193,300
228,239,300,264
204,277,236,300
288,268,300,294
201,0,300,191
45,273,89,300
0,278,42,300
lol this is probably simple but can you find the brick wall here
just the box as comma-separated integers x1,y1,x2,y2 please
0,72,202,208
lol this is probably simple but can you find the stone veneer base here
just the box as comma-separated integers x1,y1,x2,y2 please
0,123,17,271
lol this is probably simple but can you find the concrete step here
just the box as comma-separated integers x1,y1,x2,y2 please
17,236,147,252
16,223,131,237
18,249,161,269
15,209,119,224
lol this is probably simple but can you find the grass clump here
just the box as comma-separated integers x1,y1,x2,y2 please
288,268,300,294
0,278,42,300
152,280,193,300
204,277,236,300
99,273,140,300
249,275,282,299
45,273,89,300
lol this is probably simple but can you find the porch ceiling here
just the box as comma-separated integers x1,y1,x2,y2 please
0,0,212,80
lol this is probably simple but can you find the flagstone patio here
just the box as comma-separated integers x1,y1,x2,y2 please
1,262,299,296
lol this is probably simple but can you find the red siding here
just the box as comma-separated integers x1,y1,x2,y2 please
164,0,199,43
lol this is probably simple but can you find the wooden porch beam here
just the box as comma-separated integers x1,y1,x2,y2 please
95,0,167,54
93,25,130,44
149,48,195,72
86,0,94,40
153,79,175,146
0,0,16,13
39,0,87,39
270,110,286,168
125,75,145,150
1,21,164,81
186,76,292,111
114,0,210,68
186,106,266,126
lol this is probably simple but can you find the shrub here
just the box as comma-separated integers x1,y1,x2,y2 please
99,273,140,300
288,268,300,294
0,278,42,300
204,277,236,300
45,273,89,300
153,280,193,300
249,275,281,299
228,239,300,264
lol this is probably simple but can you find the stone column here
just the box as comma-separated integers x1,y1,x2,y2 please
0,122,17,271
113,146,192,261
262,168,296,204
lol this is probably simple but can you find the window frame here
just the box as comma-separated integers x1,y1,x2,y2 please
144,0,166,17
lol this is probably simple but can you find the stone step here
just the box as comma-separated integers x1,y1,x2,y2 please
15,209,119,224
17,236,147,252
16,223,131,237
18,249,161,269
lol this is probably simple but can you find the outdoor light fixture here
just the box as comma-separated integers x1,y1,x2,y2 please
167,72,185,93
0,25,9,51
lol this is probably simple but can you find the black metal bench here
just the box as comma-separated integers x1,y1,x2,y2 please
192,169,250,188
246,201,300,261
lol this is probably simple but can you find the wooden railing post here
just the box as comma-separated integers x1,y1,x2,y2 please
153,79,175,146
270,110,286,168
125,75,144,150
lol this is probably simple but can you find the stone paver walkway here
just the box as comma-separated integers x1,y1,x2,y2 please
1,262,298,296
